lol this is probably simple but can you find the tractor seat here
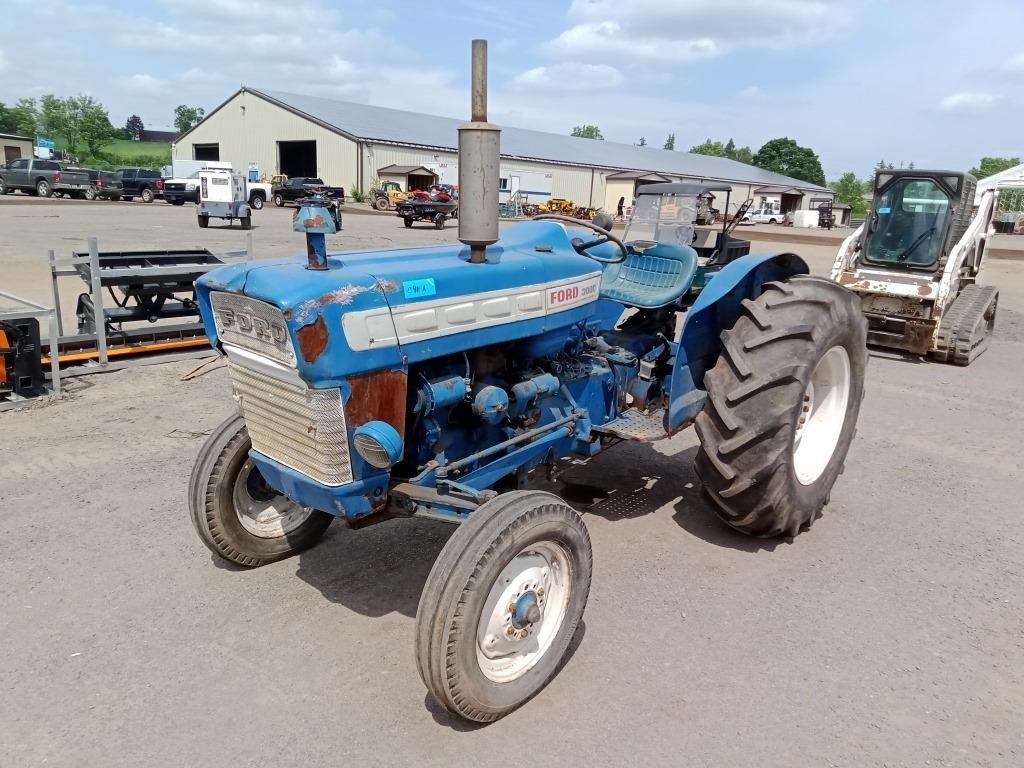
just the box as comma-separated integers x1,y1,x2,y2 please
599,244,698,309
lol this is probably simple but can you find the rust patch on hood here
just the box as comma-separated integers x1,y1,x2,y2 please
345,369,407,433
295,316,329,363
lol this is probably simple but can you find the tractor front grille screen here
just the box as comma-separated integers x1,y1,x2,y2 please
227,360,353,487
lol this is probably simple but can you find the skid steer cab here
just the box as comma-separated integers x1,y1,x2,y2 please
189,181,867,722
831,169,998,364
197,168,252,230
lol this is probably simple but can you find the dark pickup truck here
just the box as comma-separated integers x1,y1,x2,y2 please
0,159,91,197
271,177,344,207
117,168,164,203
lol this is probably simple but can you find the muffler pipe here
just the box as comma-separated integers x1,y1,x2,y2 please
458,39,500,264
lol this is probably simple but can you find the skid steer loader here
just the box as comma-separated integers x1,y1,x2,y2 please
831,169,998,365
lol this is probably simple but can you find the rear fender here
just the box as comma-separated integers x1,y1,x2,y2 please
665,252,808,433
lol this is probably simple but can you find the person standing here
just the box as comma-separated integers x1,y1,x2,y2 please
617,196,625,219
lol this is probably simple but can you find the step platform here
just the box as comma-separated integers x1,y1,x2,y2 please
592,408,666,442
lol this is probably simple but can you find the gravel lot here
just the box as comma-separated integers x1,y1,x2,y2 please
1,199,1022,767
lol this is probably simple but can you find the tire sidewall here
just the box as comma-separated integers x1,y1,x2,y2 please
442,506,591,717
273,194,283,207
251,195,264,210
141,188,153,203
189,414,331,564
787,310,866,512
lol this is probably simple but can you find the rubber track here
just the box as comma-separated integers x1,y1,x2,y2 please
933,285,998,366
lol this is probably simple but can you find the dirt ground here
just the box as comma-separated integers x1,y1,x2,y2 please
1,199,1022,767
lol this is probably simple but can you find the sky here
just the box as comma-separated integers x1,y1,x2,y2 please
0,0,1020,179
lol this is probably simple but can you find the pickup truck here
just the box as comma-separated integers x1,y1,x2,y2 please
0,159,91,198
117,168,164,203
741,204,784,225
271,176,344,207
76,169,124,201
165,169,272,209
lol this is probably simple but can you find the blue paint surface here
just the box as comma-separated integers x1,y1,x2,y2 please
403,278,436,299
878,206,891,214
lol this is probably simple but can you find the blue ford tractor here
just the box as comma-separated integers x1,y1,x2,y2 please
188,42,867,722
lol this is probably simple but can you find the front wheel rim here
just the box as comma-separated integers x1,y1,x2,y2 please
476,541,572,683
793,345,852,485
231,459,314,538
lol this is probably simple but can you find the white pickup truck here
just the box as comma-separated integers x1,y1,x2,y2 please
742,202,785,225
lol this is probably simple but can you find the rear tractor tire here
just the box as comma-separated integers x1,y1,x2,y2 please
374,196,389,211
695,275,868,537
189,414,333,567
415,490,592,723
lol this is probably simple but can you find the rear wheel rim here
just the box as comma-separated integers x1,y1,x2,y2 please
476,541,572,683
231,459,314,538
793,345,851,485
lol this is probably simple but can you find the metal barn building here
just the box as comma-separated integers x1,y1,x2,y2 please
173,87,831,213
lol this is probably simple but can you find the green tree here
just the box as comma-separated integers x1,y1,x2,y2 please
174,104,206,134
731,145,754,164
689,138,727,156
76,96,115,156
0,102,16,133
571,124,604,140
663,133,675,150
35,94,114,156
637,136,647,146
753,137,826,186
10,98,38,136
828,172,869,217
125,114,144,140
970,156,1020,179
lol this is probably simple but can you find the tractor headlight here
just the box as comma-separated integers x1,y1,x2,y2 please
353,421,403,469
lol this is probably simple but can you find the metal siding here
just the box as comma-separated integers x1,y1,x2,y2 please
363,146,602,206
171,91,358,189
256,88,830,194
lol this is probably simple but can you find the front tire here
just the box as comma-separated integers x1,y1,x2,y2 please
188,414,333,567
694,275,867,537
415,490,592,723
374,196,389,211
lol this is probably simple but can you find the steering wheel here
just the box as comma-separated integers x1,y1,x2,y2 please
533,214,628,263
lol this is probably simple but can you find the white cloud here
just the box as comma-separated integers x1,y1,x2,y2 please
938,92,998,113
1005,52,1024,73
121,73,165,93
514,63,624,90
550,21,717,62
549,0,847,62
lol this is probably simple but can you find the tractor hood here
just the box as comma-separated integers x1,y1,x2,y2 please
195,221,606,387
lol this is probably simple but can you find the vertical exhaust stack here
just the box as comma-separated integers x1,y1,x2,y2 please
458,39,500,264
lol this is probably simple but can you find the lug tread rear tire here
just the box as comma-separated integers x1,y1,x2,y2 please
695,275,867,537
188,414,332,567
415,490,592,723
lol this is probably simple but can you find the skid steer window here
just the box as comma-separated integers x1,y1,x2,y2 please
624,193,697,249
865,178,950,268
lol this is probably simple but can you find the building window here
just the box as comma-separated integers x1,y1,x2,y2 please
499,177,509,191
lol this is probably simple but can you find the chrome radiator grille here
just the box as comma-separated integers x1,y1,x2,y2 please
227,360,353,486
